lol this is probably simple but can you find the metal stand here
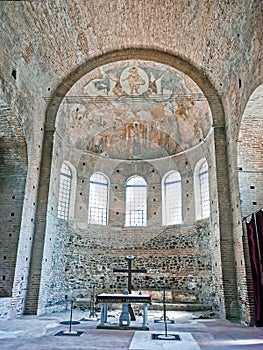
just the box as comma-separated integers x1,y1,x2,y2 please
163,284,168,337
63,300,78,335
80,284,98,321
89,284,96,318
156,283,177,340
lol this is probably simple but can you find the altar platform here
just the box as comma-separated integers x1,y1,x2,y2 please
0,310,263,350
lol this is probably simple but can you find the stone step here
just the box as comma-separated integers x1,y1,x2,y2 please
149,302,211,312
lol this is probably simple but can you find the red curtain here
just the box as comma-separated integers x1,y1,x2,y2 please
246,210,263,326
256,211,263,263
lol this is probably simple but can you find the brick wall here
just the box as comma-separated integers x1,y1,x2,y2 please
0,102,27,298
238,86,263,218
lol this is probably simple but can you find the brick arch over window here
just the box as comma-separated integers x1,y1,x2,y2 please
162,170,182,225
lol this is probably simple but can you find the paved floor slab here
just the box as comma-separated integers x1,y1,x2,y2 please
129,331,201,350
0,310,262,349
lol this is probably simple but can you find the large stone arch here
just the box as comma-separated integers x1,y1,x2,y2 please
45,48,225,131
22,48,238,320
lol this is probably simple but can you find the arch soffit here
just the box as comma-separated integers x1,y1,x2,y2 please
194,158,208,176
45,48,225,131
90,171,110,185
239,82,263,121
237,83,263,169
238,83,263,135
126,175,147,186
162,170,182,186
62,160,76,178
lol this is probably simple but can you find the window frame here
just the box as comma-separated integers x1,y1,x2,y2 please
57,161,76,221
162,170,182,225
125,175,147,227
88,172,109,226
194,159,210,220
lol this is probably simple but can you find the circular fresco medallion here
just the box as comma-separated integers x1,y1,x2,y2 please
120,66,149,95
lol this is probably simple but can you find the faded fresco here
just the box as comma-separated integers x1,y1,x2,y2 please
56,60,212,159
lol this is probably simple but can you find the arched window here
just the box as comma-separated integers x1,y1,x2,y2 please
125,176,147,227
162,171,182,225
194,159,210,220
58,162,72,220
88,172,109,225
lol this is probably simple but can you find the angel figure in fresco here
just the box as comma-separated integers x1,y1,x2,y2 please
122,67,147,95
108,72,124,98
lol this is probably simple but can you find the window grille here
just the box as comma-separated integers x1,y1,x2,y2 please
163,171,182,225
88,173,109,225
125,176,147,227
199,161,210,218
58,163,72,220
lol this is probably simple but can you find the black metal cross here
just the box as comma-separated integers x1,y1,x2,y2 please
113,255,146,294
113,255,147,321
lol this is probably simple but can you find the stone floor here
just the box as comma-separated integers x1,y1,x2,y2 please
0,309,263,349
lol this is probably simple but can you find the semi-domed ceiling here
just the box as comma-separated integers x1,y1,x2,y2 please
56,60,212,160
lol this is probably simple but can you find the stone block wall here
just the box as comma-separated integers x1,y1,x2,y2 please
0,298,11,319
41,220,214,314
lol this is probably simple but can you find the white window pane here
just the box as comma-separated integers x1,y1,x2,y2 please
125,176,147,227
163,171,182,225
88,173,108,225
200,161,210,218
58,163,71,220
